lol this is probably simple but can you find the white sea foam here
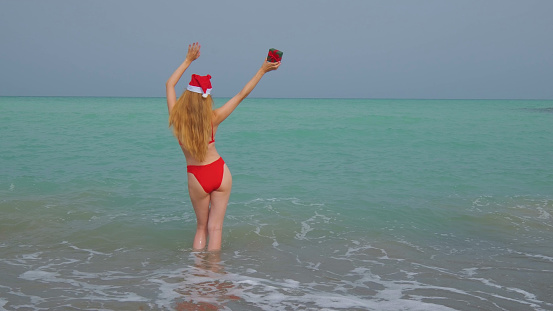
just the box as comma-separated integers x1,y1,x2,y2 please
507,249,553,263
19,267,149,305
461,267,479,277
537,207,551,220
295,221,313,240
151,214,189,224
17,252,43,262
0,298,8,311
149,265,464,311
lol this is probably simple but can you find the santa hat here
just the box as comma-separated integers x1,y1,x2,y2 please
187,74,212,98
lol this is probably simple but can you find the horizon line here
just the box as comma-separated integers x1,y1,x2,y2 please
1,95,552,101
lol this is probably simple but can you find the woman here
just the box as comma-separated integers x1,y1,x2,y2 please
166,42,280,251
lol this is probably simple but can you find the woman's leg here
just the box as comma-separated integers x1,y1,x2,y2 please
188,173,211,250
206,164,232,251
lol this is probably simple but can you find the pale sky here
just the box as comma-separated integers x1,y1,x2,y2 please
1,0,552,99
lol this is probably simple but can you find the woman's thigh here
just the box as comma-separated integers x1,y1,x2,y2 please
188,173,211,225
208,164,232,226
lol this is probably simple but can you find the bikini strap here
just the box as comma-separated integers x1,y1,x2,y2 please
209,122,215,143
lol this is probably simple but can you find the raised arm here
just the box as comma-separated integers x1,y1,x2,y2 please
213,60,280,125
166,43,201,113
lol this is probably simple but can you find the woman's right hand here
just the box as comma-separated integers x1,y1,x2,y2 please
185,42,201,62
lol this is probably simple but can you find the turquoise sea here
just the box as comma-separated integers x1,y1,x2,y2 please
1,96,552,310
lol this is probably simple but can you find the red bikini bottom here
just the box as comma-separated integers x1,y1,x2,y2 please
187,157,225,193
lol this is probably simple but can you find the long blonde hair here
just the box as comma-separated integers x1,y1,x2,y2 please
169,90,213,162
